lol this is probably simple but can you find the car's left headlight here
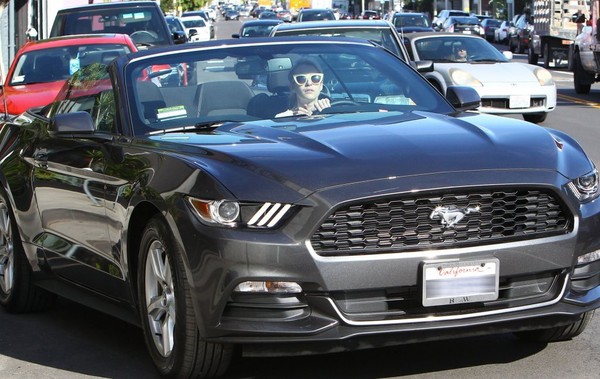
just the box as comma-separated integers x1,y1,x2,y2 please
568,168,600,202
534,67,554,86
449,68,482,87
187,197,293,228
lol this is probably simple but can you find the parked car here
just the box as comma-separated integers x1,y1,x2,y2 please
432,9,470,30
49,1,186,47
180,16,211,42
232,19,283,38
494,20,514,44
0,34,136,120
296,8,336,22
441,16,484,37
2,36,599,379
508,13,533,53
404,32,555,123
480,18,502,42
390,12,434,34
269,20,432,72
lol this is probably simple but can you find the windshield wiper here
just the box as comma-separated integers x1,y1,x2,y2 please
147,121,224,136
470,58,500,63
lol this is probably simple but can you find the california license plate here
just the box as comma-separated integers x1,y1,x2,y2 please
509,95,530,108
422,258,499,307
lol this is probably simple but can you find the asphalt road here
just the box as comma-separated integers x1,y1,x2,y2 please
2,16,600,379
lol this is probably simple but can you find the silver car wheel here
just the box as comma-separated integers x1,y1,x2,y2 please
0,201,14,295
144,239,176,357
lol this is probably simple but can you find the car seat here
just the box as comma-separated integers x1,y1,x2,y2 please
246,70,290,119
195,81,255,116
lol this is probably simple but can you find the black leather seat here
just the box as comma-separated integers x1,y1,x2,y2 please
247,70,290,119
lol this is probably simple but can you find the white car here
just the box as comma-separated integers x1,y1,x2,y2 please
494,20,513,44
180,16,211,42
405,32,556,123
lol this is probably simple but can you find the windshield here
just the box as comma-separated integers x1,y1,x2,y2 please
272,28,404,59
10,43,132,85
413,36,508,63
394,15,431,28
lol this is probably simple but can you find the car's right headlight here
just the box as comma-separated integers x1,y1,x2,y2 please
534,67,554,86
568,168,600,202
187,197,293,228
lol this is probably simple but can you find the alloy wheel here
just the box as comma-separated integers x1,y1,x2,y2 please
0,201,14,295
144,239,176,357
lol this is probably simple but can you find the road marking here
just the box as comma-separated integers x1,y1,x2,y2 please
558,93,600,108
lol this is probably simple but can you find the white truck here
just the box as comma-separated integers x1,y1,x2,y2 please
528,0,590,68
571,0,600,93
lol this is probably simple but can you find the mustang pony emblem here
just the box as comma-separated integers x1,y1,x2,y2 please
429,205,480,228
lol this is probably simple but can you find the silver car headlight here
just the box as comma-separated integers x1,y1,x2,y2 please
534,67,554,86
188,197,293,228
568,168,599,202
449,68,482,87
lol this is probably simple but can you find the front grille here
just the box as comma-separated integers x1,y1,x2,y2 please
481,96,546,109
310,188,572,256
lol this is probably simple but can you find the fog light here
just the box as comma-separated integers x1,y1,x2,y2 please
577,250,600,265
234,281,302,294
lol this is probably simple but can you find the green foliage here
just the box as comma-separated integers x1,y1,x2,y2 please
162,0,209,13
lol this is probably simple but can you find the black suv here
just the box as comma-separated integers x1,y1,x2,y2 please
50,1,186,48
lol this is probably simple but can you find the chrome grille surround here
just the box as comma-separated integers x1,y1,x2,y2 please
310,188,573,256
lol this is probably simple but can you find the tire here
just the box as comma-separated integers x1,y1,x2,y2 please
523,112,547,124
514,311,594,342
138,216,234,378
573,51,592,94
528,44,538,65
543,44,551,68
0,189,56,313
517,38,525,54
508,37,516,53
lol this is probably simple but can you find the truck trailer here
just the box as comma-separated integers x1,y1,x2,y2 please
528,0,590,68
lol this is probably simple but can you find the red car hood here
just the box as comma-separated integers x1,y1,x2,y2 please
1,80,65,115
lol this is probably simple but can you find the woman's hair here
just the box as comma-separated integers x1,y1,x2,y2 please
288,58,323,82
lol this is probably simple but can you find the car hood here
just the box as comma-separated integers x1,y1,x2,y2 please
2,81,65,114
436,62,541,83
150,111,588,202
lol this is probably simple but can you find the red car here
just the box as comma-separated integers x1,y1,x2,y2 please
0,34,136,120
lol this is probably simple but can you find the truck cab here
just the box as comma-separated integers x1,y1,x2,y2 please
571,0,600,94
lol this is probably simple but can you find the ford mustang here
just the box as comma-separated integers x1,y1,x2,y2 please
0,37,599,378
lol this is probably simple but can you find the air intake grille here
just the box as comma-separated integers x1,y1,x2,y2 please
310,188,572,256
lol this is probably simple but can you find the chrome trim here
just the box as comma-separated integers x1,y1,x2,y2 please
323,274,568,326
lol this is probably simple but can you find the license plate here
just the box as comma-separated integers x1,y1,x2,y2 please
509,95,530,108
422,258,499,307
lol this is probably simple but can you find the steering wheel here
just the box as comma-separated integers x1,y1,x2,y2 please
329,100,360,107
130,30,158,43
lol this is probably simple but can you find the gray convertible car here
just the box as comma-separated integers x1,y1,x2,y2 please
1,37,599,378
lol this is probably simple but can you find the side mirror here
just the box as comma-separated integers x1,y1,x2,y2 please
173,31,187,44
232,33,240,38
414,60,434,73
502,51,513,60
50,111,112,141
189,29,198,37
445,86,480,112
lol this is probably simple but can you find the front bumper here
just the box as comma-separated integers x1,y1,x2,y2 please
174,170,600,355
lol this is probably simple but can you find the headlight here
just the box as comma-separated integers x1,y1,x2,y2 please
187,197,292,228
534,67,554,86
449,68,482,87
568,168,599,202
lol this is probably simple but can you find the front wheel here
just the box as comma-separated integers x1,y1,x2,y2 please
528,44,538,65
573,51,592,94
514,311,594,342
0,190,56,313
523,112,547,124
138,216,234,378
